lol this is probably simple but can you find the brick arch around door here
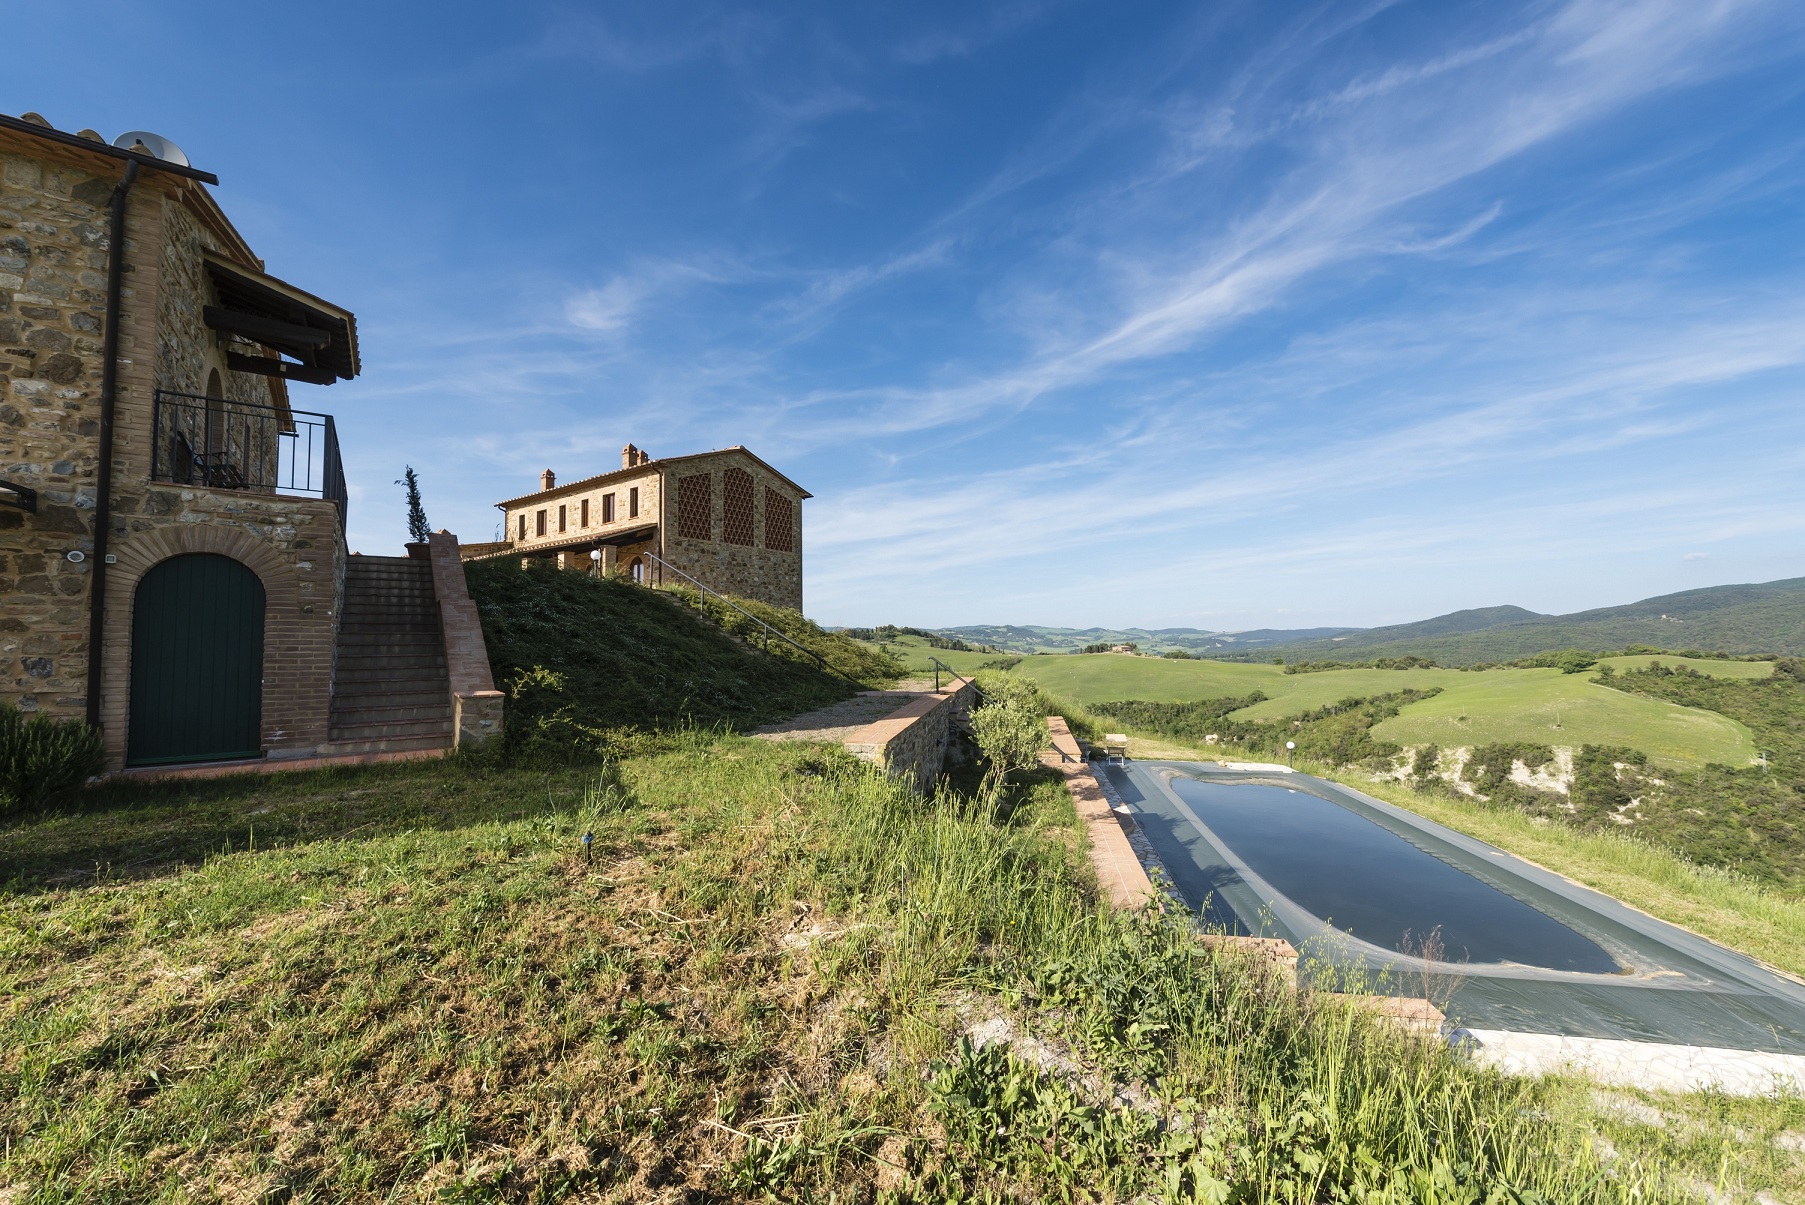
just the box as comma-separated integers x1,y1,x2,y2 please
98,524,338,770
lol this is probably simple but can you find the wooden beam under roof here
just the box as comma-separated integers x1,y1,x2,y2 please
226,352,338,387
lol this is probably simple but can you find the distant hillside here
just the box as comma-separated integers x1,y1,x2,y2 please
924,577,1805,665
935,623,1354,654
1252,578,1805,665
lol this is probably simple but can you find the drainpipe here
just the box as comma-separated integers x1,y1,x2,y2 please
85,159,140,729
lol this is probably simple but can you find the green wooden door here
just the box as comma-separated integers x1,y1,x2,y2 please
128,554,266,765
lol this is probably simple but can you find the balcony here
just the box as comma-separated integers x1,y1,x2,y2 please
150,390,347,518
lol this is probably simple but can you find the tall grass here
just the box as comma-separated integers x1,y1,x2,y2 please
1,739,1686,1198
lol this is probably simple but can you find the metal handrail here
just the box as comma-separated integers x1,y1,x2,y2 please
641,551,829,672
926,654,983,699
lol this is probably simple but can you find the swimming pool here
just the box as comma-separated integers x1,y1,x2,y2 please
1165,777,1618,973
1107,761,1805,1051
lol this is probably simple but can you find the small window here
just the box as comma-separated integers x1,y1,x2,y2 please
558,504,567,533
518,514,526,541
536,510,547,537
602,493,615,523
629,486,639,518
581,499,589,527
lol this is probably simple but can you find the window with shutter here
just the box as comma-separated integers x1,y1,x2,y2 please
723,468,755,546
677,474,712,540
763,489,794,552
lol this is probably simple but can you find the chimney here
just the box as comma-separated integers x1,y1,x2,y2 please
621,444,638,469
540,469,556,491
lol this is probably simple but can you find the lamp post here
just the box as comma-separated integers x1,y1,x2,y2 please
1286,740,1296,768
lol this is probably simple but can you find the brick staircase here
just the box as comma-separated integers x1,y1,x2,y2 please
327,555,454,753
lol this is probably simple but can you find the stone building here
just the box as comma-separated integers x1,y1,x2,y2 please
0,111,499,770
469,444,808,610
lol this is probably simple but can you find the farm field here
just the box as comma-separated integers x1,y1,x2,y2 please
1017,655,1755,769
1593,653,1775,678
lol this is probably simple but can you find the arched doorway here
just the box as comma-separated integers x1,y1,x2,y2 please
128,553,266,765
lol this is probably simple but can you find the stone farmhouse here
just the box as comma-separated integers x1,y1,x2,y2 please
1,111,499,771
465,443,808,610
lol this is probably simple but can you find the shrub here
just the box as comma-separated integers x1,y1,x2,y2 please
970,675,1048,811
0,704,105,814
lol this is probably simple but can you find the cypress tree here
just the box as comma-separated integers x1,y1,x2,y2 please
397,466,431,544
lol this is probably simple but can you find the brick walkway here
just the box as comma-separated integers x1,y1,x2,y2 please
1043,717,1156,911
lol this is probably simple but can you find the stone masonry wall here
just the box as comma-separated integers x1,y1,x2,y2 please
660,450,803,610
844,679,979,794
1,131,349,769
0,142,152,715
505,467,661,553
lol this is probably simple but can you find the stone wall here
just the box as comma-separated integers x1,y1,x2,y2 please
844,679,979,793
659,449,804,610
1,128,350,769
0,141,155,716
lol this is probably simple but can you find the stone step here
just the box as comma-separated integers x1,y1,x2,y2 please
333,652,448,671
331,702,454,725
332,682,447,701
321,733,453,756
328,716,454,741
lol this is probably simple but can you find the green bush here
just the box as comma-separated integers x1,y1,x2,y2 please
0,704,105,814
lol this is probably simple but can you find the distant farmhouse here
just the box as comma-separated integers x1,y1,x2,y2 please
464,444,808,610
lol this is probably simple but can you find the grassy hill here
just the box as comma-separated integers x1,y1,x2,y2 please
467,561,892,744
1015,654,1755,769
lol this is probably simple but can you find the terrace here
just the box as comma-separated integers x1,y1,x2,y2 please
150,389,347,518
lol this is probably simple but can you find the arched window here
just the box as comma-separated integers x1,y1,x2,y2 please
204,368,224,460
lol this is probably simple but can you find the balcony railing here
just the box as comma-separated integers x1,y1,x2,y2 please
151,390,347,518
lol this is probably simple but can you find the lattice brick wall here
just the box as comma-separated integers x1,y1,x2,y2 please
722,467,755,546
763,488,794,552
677,473,712,540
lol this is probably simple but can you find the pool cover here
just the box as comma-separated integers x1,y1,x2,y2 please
1166,778,1618,973
1109,761,1805,1053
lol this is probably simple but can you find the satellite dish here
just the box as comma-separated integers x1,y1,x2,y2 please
111,130,190,167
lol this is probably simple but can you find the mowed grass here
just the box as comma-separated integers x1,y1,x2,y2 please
1020,656,1754,769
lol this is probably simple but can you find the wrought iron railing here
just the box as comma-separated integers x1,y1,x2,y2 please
640,551,832,673
151,390,346,518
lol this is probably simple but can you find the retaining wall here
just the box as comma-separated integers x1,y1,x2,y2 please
844,679,979,793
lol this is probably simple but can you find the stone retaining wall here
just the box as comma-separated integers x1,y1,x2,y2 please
844,678,979,793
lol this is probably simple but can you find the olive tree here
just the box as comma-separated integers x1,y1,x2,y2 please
970,676,1048,814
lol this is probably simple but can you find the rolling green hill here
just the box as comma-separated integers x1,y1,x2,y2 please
920,576,1805,665
1015,653,1755,769
1248,577,1805,665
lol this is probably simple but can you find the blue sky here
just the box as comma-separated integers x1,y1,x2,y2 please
11,0,1805,630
